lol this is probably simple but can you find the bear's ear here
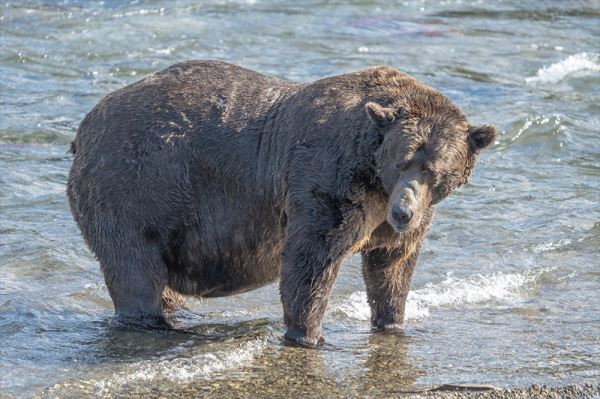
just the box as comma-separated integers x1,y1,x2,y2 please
365,102,396,126
468,124,496,152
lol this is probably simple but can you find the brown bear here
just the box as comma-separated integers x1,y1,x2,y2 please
67,60,495,347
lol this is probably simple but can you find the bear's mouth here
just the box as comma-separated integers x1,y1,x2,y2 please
389,221,410,234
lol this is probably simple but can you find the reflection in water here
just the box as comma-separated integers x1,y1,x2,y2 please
163,329,422,397
359,333,423,395
44,320,425,398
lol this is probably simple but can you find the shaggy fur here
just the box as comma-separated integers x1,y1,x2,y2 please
67,60,495,346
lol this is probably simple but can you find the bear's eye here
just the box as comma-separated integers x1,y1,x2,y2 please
430,170,462,205
422,162,437,181
398,157,422,171
431,183,452,205
422,166,435,180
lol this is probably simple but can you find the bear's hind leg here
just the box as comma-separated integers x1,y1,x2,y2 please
98,240,170,329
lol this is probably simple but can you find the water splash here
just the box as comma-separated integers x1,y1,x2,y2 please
526,52,600,84
331,269,551,322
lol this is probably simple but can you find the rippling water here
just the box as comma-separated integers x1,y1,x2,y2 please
1,1,599,397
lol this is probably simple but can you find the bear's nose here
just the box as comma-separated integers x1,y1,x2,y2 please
391,204,413,226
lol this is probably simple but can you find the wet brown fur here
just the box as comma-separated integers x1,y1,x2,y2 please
67,60,495,346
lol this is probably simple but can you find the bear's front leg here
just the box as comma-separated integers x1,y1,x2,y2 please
361,246,420,332
280,231,345,347
280,204,362,347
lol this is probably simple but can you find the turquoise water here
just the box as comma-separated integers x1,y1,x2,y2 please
1,1,599,397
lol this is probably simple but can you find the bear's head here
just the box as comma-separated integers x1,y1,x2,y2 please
365,87,495,233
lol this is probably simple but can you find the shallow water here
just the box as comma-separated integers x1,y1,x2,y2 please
1,0,599,397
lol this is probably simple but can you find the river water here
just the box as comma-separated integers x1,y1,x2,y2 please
1,1,599,397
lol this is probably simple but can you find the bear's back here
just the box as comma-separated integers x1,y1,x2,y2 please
73,61,299,160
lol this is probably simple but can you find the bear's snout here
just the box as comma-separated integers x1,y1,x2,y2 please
387,182,423,233
390,204,413,227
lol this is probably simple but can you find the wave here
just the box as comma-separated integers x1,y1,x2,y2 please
46,337,266,396
112,338,264,383
330,268,550,322
526,52,600,84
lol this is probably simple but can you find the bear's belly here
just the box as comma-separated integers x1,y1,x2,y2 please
166,223,286,298
200,267,280,298
199,243,284,298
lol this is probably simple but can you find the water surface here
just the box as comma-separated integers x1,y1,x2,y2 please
1,0,599,397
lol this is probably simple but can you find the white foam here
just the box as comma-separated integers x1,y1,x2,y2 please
409,271,538,308
332,291,371,321
330,291,431,320
526,52,600,84
331,269,547,322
